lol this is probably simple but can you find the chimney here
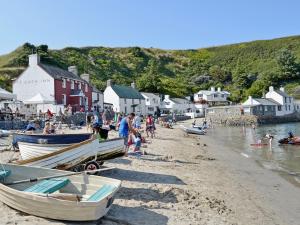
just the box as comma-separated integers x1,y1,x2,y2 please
211,87,215,92
68,66,78,76
217,87,221,92
280,86,285,92
269,86,274,92
249,96,253,105
131,82,136,89
107,79,113,87
28,54,40,66
80,73,90,83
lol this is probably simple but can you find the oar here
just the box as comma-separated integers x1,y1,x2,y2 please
4,167,115,185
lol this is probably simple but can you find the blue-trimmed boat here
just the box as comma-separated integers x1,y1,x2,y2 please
12,133,92,149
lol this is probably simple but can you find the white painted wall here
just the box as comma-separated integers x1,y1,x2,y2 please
13,65,55,102
92,91,104,110
103,86,120,112
162,96,196,114
142,93,161,115
265,87,294,116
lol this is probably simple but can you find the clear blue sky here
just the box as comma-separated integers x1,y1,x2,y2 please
0,0,299,54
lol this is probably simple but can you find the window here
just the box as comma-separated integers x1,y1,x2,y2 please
146,98,149,102
214,94,218,98
85,84,88,92
148,107,154,111
289,98,291,103
124,106,127,114
62,79,66,88
265,106,268,111
198,94,203,98
285,97,287,103
278,105,282,111
78,82,81,90
285,105,287,111
124,98,127,104
139,99,141,104
288,105,291,111
62,94,66,105
71,80,74,89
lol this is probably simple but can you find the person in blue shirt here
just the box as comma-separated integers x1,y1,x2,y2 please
119,113,135,156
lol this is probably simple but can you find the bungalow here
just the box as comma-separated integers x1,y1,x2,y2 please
265,86,294,116
13,54,93,112
161,95,195,114
242,96,279,116
141,92,161,115
194,87,230,106
103,80,145,115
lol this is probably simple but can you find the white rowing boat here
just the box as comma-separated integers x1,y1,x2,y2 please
17,138,124,170
18,142,71,160
0,163,121,221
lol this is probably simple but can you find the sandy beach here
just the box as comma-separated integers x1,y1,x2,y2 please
0,120,300,225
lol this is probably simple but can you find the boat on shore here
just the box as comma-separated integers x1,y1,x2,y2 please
181,125,205,135
0,130,12,137
0,163,121,221
12,132,92,149
17,137,124,170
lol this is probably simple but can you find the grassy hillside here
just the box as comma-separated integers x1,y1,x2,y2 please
1,36,300,101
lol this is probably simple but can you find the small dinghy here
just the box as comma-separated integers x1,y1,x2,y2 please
181,125,205,135
0,163,121,221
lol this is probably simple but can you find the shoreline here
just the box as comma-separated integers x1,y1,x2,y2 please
0,120,299,224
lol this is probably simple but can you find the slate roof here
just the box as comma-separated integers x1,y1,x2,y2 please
141,92,160,99
39,64,86,82
253,98,280,106
170,98,190,104
196,90,230,96
274,90,290,98
111,85,144,99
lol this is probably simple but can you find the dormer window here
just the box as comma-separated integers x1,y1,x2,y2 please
62,78,66,88
71,80,75,89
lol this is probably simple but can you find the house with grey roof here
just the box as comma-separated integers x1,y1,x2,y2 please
265,86,294,116
13,54,94,112
141,92,161,115
161,95,196,114
103,80,145,115
242,96,279,116
194,87,230,106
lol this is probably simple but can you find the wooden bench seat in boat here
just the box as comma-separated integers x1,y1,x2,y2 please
24,178,70,194
0,170,11,179
87,184,116,201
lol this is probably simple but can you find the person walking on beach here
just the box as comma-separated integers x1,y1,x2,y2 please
119,113,135,156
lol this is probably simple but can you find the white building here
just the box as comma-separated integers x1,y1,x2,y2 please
141,92,161,115
265,86,294,116
161,95,195,114
194,87,230,106
103,80,145,115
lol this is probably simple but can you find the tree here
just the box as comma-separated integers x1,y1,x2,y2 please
276,48,299,79
208,65,231,82
137,60,162,92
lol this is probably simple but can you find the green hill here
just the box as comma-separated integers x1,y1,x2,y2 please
1,36,300,101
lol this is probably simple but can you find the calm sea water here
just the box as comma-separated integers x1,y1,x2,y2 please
208,123,300,186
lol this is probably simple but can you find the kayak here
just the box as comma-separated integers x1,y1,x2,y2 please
278,137,300,145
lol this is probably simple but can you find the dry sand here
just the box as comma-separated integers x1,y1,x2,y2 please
0,120,300,225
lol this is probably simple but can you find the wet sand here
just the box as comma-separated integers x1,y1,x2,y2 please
0,120,300,225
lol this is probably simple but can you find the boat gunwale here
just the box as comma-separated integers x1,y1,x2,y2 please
16,137,124,165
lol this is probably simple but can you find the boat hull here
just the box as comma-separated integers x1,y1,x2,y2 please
18,142,71,160
0,164,121,221
17,138,124,169
12,133,92,146
182,126,205,135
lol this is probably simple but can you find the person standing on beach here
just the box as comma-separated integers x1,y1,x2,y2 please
119,113,135,156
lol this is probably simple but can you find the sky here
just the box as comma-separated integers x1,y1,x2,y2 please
0,0,299,54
